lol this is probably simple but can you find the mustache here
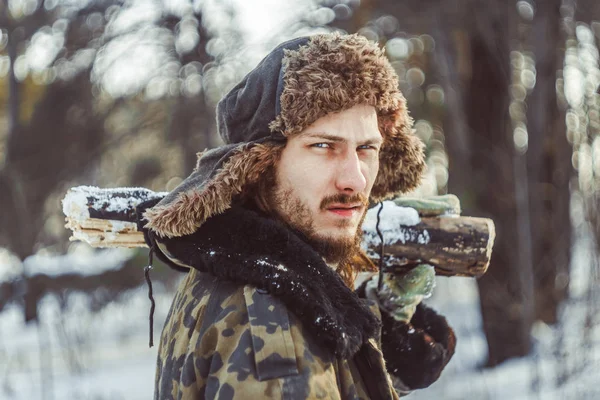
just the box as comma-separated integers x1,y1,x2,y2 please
320,193,369,210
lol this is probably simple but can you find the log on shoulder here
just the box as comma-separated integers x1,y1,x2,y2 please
62,186,495,277
62,186,166,248
370,215,495,278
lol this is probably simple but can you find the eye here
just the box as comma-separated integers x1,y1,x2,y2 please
311,142,332,149
358,145,379,151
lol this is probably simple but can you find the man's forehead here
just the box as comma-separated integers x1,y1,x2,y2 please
299,131,384,144
292,104,382,140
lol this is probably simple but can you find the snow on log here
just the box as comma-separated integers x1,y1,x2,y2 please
363,201,494,277
62,186,167,248
62,187,495,277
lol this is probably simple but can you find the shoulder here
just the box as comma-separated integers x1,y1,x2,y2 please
199,281,333,380
167,272,313,378
204,277,339,381
158,273,343,398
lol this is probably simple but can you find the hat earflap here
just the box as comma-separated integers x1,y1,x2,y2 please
371,113,426,201
142,143,280,238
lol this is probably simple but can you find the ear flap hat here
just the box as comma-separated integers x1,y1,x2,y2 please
143,32,426,238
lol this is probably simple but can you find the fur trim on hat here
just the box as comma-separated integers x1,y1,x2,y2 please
372,106,425,200
270,32,425,198
142,143,279,238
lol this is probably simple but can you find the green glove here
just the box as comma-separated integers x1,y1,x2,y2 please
366,264,436,323
392,194,461,217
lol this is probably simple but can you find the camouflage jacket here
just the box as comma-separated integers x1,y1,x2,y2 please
141,205,455,400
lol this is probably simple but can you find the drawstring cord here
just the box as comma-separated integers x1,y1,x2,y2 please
144,247,156,348
376,202,385,291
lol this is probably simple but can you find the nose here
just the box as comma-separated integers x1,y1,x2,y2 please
335,150,367,193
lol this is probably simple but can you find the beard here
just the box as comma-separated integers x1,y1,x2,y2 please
267,185,368,264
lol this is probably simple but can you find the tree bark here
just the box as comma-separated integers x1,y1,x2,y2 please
526,0,571,324
429,0,534,366
460,1,534,367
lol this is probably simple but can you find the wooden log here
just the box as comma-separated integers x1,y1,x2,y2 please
62,186,495,277
373,216,495,278
61,185,166,223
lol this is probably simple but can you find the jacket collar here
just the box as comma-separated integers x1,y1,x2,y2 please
154,205,380,359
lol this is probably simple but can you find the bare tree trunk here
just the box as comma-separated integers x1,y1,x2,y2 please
526,0,571,325
0,11,34,261
461,1,535,367
432,9,473,205
7,25,19,138
169,96,214,174
431,0,535,366
1,72,107,321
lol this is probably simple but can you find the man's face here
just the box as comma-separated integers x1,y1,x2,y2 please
269,104,383,263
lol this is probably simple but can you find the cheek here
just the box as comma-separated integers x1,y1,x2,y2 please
279,157,330,206
364,159,380,190
293,162,330,198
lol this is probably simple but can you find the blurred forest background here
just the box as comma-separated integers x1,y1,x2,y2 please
1,0,600,398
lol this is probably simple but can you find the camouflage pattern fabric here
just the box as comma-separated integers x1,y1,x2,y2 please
136,204,454,399
154,269,405,400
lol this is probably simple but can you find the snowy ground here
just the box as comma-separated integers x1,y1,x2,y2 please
1,230,598,399
410,277,600,400
0,286,173,400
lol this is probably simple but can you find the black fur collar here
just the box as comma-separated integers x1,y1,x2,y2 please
153,205,380,359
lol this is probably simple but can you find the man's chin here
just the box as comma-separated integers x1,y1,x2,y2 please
307,231,361,264
316,225,350,235
317,220,361,235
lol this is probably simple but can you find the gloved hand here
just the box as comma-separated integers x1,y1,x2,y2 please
362,264,454,389
365,264,436,323
380,302,456,389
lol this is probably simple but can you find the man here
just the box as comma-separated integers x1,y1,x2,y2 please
137,32,455,399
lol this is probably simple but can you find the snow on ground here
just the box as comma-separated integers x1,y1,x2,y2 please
28,245,136,277
408,277,600,399
0,286,174,400
0,248,22,281
1,244,136,280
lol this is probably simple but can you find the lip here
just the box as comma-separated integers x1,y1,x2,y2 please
327,203,363,209
325,204,363,217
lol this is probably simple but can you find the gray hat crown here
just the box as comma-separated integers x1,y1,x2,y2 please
216,37,310,144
